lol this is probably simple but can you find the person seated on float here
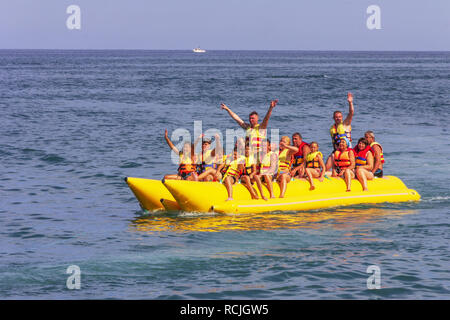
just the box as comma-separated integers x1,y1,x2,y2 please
290,132,310,178
304,142,325,191
354,138,374,191
364,130,385,178
331,137,355,192
220,99,278,164
257,139,278,199
276,136,299,198
195,133,222,181
163,129,198,181
239,144,263,200
325,92,355,171
220,147,245,201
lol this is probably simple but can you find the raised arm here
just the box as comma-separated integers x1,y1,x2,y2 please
260,99,278,129
211,133,222,157
280,141,299,155
220,103,249,129
164,129,180,155
343,92,354,126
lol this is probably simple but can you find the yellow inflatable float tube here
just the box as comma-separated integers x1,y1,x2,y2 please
162,176,420,214
124,177,181,212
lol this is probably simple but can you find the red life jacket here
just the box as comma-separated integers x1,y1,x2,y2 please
292,141,309,167
355,146,372,167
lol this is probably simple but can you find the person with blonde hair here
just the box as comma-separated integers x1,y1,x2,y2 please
276,136,298,198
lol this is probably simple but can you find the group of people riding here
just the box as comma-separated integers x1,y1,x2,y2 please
163,93,385,201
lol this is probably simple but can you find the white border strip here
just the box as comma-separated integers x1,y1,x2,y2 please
237,192,411,208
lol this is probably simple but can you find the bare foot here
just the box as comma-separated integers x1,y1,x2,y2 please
226,197,233,201
310,185,315,191
363,188,368,192
262,196,268,201
346,189,351,192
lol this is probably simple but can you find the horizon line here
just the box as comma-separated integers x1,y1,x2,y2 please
1,48,449,53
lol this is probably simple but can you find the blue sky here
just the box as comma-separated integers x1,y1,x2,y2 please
1,0,449,50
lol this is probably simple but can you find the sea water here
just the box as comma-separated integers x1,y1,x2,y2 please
0,50,449,299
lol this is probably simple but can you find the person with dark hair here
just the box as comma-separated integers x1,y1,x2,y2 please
290,132,310,178
354,137,374,191
325,92,355,171
304,142,325,190
331,137,355,192
364,130,385,178
220,99,278,162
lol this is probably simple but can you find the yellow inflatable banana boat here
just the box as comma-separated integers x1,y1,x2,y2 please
124,177,180,212
125,176,420,213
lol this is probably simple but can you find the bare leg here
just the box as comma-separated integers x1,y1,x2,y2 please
253,175,268,200
263,175,275,198
198,168,215,181
356,168,374,191
325,155,333,171
305,168,317,190
241,175,259,199
277,173,291,198
344,169,355,192
223,176,234,201
164,174,181,180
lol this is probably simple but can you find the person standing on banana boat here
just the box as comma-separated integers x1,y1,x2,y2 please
239,144,266,200
257,139,278,199
194,133,222,181
304,142,326,191
220,99,278,163
331,137,355,192
290,132,311,178
276,136,299,198
163,129,198,181
325,92,355,171
364,130,385,178
354,137,374,191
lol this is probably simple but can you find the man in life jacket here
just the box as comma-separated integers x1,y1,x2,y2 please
163,129,198,181
354,137,374,191
276,136,299,198
331,137,355,192
364,130,385,178
325,92,355,171
290,132,311,178
196,133,223,181
220,99,278,163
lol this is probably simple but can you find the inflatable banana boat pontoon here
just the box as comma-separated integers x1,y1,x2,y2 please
125,176,420,214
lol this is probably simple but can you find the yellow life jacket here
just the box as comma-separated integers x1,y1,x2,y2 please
178,153,196,174
278,148,292,174
260,151,276,175
330,123,352,149
370,142,385,164
223,156,245,179
243,154,255,176
306,151,323,169
246,124,266,152
198,149,215,173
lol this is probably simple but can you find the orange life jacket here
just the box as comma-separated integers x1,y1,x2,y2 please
333,149,353,169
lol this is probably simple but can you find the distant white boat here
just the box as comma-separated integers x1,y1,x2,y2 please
193,47,206,53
